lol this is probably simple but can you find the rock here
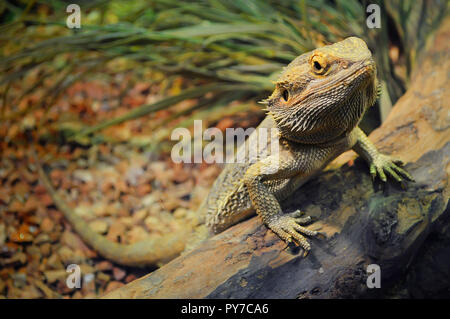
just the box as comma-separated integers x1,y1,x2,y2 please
44,270,67,284
82,273,96,295
58,246,77,264
132,209,148,224
0,190,11,206
19,285,43,299
83,273,95,285
197,165,221,186
60,230,97,259
46,253,63,269
56,278,74,295
26,245,41,257
73,170,93,183
171,165,191,183
173,208,188,219
40,218,55,233
79,264,96,275
40,194,53,207
2,252,27,266
93,202,119,217
136,183,152,197
60,231,80,249
40,243,52,257
33,279,57,298
0,223,5,246
125,274,137,283
34,233,51,244
9,228,34,243
141,194,156,207
11,273,27,288
96,271,111,284
148,203,162,216
125,165,144,186
112,267,126,281
60,231,85,254
96,260,113,271
160,196,180,211
118,217,134,228
22,196,39,213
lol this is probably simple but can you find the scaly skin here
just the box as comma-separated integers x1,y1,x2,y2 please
36,37,413,267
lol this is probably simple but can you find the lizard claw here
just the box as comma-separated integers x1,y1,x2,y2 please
370,154,414,183
289,210,314,224
267,213,318,256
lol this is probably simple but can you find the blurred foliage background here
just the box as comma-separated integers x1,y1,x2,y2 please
0,0,448,150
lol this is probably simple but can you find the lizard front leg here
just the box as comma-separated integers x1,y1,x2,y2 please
243,155,318,255
352,127,414,182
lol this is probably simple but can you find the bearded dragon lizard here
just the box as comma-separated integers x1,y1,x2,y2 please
36,37,413,267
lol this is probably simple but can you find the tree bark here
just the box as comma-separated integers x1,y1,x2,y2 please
103,18,450,299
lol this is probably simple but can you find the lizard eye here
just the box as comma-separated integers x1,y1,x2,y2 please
313,61,322,71
281,89,289,102
311,55,328,75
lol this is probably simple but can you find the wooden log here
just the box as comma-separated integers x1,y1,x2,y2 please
103,18,450,299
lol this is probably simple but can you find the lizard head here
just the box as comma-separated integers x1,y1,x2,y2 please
265,37,378,144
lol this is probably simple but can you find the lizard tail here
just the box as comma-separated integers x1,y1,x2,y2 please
35,155,189,268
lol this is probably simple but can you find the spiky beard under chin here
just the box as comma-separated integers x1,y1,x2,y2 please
268,89,367,145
